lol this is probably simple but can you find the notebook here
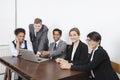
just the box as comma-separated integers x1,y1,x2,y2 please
19,49,49,63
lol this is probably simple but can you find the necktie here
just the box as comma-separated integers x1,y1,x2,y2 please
53,43,57,51
50,43,57,59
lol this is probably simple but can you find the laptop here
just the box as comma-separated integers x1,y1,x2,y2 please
19,49,49,63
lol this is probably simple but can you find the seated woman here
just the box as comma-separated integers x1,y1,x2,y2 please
9,28,33,80
56,27,88,65
10,28,33,56
57,31,119,80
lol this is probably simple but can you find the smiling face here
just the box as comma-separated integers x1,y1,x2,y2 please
34,23,42,32
16,32,25,43
69,31,80,43
53,31,61,42
86,37,100,50
86,31,101,50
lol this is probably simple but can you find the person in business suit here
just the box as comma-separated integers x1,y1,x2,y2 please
40,28,67,59
56,27,88,65
29,18,49,54
58,31,119,80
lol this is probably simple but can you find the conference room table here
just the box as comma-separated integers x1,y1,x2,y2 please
0,56,88,80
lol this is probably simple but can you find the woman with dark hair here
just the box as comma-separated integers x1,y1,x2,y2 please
10,28,33,56
9,28,33,80
57,31,119,80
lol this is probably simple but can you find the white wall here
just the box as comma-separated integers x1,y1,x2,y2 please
17,0,120,63
0,0,15,45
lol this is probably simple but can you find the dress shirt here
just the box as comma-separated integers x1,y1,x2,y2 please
9,40,33,56
53,40,60,50
71,41,79,61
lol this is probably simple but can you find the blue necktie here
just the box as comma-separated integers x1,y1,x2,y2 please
50,43,57,59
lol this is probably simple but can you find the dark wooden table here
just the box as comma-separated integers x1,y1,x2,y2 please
0,56,88,80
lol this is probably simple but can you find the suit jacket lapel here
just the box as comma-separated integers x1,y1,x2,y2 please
68,44,73,60
72,41,80,60
51,42,57,51
31,25,36,40
56,40,62,49
36,31,42,40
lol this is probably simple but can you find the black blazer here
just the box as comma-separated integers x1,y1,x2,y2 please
65,40,88,65
29,24,49,54
71,46,119,80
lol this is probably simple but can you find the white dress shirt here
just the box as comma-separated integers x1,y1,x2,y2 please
9,40,33,56
71,41,79,61
34,29,37,36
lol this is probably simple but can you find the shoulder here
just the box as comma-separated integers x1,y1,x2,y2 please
59,40,67,44
29,24,34,30
12,40,15,43
50,42,54,45
29,24,33,27
9,40,16,48
95,46,109,57
79,40,88,49
10,40,15,45
42,24,48,31
96,46,107,53
11,40,16,45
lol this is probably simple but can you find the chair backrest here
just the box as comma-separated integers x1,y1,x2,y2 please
111,61,120,74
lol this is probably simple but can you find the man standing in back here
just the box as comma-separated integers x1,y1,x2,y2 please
29,18,49,54
40,28,67,59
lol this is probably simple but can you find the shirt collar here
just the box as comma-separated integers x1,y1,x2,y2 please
55,40,60,46
93,45,99,52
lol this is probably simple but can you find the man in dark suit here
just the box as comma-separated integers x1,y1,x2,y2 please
29,18,49,54
40,28,67,59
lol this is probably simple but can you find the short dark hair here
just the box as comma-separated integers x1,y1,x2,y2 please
53,28,62,36
14,28,26,35
87,31,101,44
34,18,42,24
